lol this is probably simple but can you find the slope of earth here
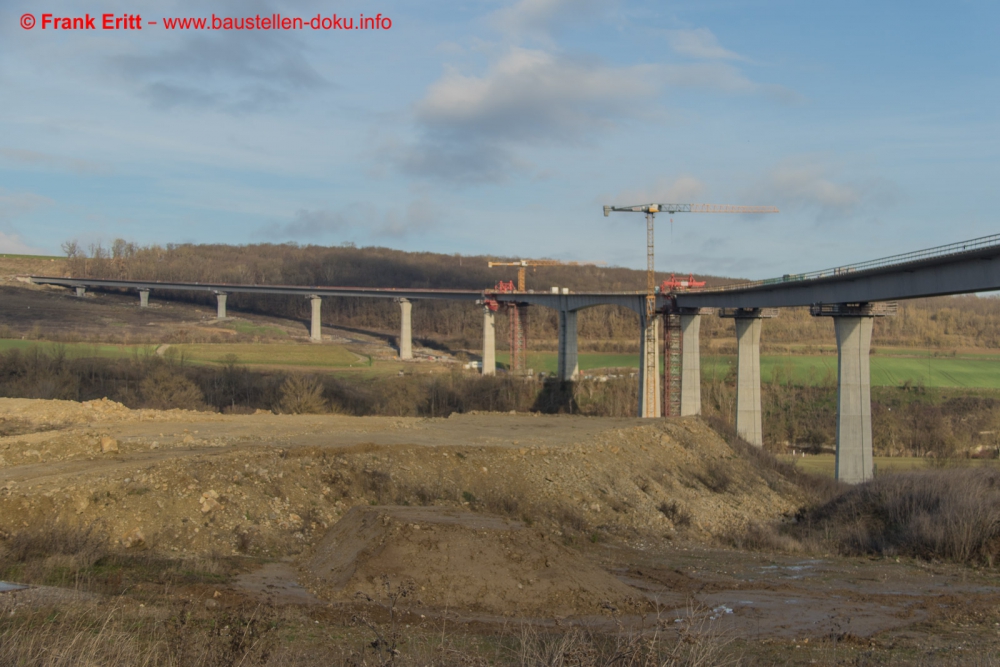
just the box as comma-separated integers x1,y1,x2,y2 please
0,399,802,561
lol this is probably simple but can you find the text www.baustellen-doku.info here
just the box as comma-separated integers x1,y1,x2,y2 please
19,12,392,31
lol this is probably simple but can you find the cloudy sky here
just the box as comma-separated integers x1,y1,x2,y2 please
3,0,999,278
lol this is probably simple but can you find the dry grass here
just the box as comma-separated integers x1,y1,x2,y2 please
798,467,1000,565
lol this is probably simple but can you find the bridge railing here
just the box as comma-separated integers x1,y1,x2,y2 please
702,232,1000,293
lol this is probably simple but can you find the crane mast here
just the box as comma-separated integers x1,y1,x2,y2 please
603,202,779,417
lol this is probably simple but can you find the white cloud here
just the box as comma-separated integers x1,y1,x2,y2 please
264,197,440,240
0,189,53,224
667,28,744,61
491,0,604,38
396,47,661,182
762,159,900,221
0,232,45,255
0,149,108,175
614,176,707,205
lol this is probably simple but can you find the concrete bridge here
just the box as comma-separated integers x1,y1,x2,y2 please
29,232,1000,484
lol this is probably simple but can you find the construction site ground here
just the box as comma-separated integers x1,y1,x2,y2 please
0,398,998,664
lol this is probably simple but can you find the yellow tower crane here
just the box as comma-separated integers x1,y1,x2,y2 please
487,259,605,375
603,203,779,417
487,259,605,293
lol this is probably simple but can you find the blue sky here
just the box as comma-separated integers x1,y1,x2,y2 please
2,0,999,278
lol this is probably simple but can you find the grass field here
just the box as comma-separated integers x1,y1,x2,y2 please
171,343,364,368
780,454,1000,477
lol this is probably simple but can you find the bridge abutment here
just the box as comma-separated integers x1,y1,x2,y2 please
557,310,579,381
139,289,150,308
482,307,496,376
215,292,228,319
638,312,661,418
309,296,322,342
398,298,413,360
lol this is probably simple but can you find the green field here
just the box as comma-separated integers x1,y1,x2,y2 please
171,343,364,368
703,354,1000,389
0,339,152,359
497,350,1000,388
780,454,1000,478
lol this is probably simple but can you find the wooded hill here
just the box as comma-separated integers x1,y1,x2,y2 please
59,240,1000,352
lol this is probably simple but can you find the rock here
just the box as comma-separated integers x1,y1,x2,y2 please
122,527,145,548
201,496,222,513
204,598,219,609
100,436,118,453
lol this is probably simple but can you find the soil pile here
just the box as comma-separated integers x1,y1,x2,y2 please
304,505,645,617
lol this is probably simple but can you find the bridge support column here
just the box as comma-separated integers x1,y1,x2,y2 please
139,289,150,308
811,302,895,483
638,312,661,418
557,309,579,382
720,308,777,446
398,298,413,360
215,293,228,319
680,314,702,416
75,286,86,298
309,296,322,342
482,307,496,376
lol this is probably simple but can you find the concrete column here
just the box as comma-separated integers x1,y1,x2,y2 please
309,296,322,342
398,298,413,360
680,314,702,416
216,293,228,319
75,286,86,298
834,316,874,484
139,289,150,308
735,317,763,446
557,309,579,382
482,307,496,376
638,313,661,418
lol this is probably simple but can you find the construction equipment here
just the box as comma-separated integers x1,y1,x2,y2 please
487,260,604,375
487,259,605,292
603,203,779,417
660,273,706,292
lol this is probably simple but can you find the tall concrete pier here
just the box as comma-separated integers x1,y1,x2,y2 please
680,313,702,416
309,296,322,342
75,286,86,298
557,310,579,381
720,308,777,446
215,292,228,319
638,312,661,418
397,298,413,360
139,289,150,308
811,302,895,483
482,307,496,376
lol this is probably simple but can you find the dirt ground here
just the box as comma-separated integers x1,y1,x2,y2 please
0,397,999,663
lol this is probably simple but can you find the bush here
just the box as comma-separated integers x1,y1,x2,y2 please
277,375,327,414
798,467,1000,565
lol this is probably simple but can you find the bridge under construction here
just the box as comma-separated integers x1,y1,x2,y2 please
30,231,1000,485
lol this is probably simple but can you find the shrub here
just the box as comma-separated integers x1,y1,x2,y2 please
277,375,327,414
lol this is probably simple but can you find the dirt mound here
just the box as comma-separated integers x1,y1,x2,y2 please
303,505,646,617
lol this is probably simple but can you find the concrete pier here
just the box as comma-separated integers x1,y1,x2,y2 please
75,286,86,298
482,307,496,376
398,298,413,360
309,296,322,342
215,293,228,319
720,308,776,446
734,316,763,445
638,312,661,418
834,316,874,484
680,314,701,416
557,310,579,381
139,289,150,308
